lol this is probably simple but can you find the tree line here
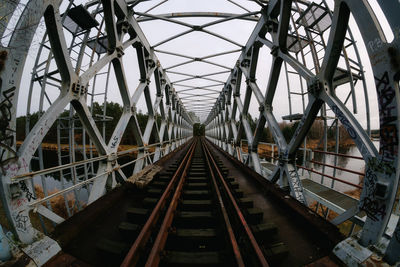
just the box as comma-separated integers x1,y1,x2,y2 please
16,102,164,145
16,102,352,146
242,113,352,144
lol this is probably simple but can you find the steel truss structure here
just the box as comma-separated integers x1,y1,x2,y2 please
0,0,193,261
0,0,399,265
204,0,400,264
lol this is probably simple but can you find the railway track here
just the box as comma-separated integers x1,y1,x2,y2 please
117,138,282,266
48,137,341,267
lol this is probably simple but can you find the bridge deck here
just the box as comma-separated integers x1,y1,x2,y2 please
260,162,366,223
47,139,343,266
302,179,365,220
302,179,358,210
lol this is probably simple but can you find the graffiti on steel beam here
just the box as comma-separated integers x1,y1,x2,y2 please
110,136,119,149
0,87,16,171
331,105,357,140
360,164,385,222
359,197,387,222
19,181,36,202
0,50,17,172
375,71,398,161
13,211,29,233
353,71,398,225
359,157,394,221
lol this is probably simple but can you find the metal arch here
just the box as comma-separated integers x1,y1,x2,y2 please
0,0,399,265
204,0,400,263
0,0,192,254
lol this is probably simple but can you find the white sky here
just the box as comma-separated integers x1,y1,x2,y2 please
4,0,395,131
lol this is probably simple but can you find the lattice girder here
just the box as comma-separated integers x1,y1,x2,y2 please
0,0,192,252
1,0,400,264
205,0,400,263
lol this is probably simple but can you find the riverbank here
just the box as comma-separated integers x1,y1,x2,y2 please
16,141,158,154
239,138,355,160
17,137,355,155
303,138,355,150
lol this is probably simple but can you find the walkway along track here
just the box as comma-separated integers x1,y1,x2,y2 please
46,137,343,267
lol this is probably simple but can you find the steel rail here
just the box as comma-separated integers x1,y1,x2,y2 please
120,139,197,267
144,139,198,266
200,140,245,267
145,138,246,266
202,139,269,267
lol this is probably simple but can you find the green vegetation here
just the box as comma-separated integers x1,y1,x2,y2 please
16,102,357,148
16,102,164,145
240,114,352,145
193,123,205,136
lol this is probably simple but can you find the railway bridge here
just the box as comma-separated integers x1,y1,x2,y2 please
0,0,400,266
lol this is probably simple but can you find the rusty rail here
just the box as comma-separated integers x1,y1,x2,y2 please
203,139,269,267
144,139,197,266
297,165,363,189
122,138,268,266
312,149,363,160
120,139,197,267
309,160,365,177
201,141,245,267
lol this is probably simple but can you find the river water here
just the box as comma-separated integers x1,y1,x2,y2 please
30,150,137,207
31,141,379,205
307,141,379,195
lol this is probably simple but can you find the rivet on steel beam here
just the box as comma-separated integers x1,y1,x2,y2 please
145,59,155,68
308,77,323,95
241,59,250,67
270,45,279,57
246,78,256,85
192,25,202,31
116,46,125,57
265,20,278,32
254,40,262,48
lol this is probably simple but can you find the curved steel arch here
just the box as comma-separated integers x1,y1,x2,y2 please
204,0,400,264
0,0,399,265
0,0,193,251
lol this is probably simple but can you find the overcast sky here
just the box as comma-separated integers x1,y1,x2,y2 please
5,0,394,131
